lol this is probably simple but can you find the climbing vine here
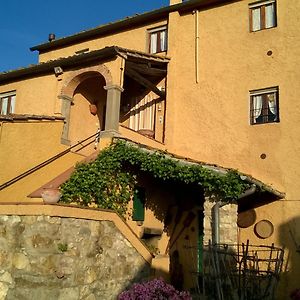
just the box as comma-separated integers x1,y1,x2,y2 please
60,140,250,215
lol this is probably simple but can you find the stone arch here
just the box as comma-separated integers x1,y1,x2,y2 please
60,64,113,98
59,65,113,146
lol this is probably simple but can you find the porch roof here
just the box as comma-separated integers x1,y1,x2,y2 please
0,46,169,84
0,114,64,122
115,138,285,199
29,137,285,200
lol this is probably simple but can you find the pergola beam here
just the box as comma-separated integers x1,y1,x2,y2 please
125,67,166,99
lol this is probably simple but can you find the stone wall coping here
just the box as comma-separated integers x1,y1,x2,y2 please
0,204,153,263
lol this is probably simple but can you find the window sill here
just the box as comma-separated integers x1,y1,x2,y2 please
149,50,167,55
250,121,280,126
249,26,277,33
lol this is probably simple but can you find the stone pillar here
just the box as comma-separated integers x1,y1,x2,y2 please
103,85,123,134
203,198,238,245
59,95,73,145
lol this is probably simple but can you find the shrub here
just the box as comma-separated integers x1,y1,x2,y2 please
61,140,250,216
118,278,192,300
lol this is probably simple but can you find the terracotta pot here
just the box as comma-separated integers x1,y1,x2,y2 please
89,104,97,116
41,188,62,204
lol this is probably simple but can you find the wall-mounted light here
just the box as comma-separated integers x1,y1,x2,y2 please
54,67,63,76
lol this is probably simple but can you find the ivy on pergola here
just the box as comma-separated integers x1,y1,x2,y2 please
60,140,250,215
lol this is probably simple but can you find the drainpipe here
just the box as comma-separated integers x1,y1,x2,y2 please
238,184,256,199
211,185,257,245
0,122,3,144
212,202,222,245
193,9,199,84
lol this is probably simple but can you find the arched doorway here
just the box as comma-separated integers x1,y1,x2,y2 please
59,65,113,151
68,74,107,150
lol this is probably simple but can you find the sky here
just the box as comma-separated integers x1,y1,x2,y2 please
0,0,169,73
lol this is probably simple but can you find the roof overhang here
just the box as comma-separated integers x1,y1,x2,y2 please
30,0,241,53
0,46,169,84
0,114,64,122
115,138,285,199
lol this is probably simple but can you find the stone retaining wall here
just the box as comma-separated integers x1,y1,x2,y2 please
0,214,151,300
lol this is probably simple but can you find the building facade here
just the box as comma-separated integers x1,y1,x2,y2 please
0,0,299,297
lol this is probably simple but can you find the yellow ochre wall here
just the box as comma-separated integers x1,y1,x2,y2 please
0,121,84,202
0,0,299,296
0,75,59,115
166,0,300,197
239,200,300,299
165,0,300,296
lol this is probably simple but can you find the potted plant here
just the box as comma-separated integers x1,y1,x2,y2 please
41,186,62,204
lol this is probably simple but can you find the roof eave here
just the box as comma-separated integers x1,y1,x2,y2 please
0,46,169,84
30,0,241,53
0,46,118,84
115,137,285,199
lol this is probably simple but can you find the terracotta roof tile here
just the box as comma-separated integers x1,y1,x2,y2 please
0,114,65,122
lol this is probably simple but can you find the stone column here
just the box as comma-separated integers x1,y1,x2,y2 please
103,84,124,134
59,95,73,145
203,198,238,245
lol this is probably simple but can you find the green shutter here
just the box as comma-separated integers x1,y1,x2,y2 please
132,187,145,221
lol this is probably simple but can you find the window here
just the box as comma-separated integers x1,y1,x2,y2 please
250,87,279,124
0,91,16,115
148,26,167,54
249,0,277,32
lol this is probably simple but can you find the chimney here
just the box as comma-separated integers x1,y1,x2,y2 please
48,33,56,42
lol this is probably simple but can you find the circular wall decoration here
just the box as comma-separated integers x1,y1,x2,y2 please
254,220,274,239
260,153,267,159
237,209,256,228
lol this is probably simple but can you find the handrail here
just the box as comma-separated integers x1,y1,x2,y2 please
0,132,99,191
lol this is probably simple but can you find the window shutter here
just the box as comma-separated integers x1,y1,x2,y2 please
132,187,145,221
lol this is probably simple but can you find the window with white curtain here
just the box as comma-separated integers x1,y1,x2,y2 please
249,0,277,32
250,87,279,125
148,26,167,54
0,91,16,115
129,92,156,132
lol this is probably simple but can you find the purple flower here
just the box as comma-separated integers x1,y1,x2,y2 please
118,278,192,300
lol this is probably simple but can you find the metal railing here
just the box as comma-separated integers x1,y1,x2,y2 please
0,132,100,191
184,241,284,300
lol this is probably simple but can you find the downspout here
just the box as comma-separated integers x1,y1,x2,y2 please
0,122,3,144
193,9,199,84
211,185,257,245
211,202,222,245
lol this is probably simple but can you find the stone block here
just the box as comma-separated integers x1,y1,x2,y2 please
12,253,29,270
58,287,79,300
0,215,150,299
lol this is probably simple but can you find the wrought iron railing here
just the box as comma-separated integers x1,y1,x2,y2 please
0,132,100,190
185,241,284,300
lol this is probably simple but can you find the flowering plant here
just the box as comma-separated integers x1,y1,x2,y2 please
118,278,192,300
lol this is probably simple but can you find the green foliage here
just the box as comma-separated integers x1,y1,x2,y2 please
57,243,68,252
60,140,250,214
